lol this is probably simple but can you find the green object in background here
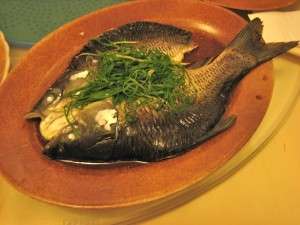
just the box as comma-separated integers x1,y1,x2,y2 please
0,0,128,47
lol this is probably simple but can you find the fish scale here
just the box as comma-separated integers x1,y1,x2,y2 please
86,21,197,62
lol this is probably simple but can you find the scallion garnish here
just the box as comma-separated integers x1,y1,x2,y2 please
64,41,194,124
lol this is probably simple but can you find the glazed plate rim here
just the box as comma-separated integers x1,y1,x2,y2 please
204,0,297,10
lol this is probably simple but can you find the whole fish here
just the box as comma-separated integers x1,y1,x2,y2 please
26,18,297,162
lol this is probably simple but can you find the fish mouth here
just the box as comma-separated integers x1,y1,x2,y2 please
24,112,43,120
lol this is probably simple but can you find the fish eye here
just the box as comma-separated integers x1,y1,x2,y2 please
67,133,76,141
46,94,55,103
43,88,62,105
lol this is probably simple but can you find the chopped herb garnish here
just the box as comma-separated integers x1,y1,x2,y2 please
64,41,194,123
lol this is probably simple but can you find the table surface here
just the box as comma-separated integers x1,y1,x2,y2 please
1,33,300,225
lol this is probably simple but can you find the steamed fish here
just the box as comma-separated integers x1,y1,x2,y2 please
26,19,298,162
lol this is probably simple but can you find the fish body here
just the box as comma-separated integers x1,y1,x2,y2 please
27,19,298,162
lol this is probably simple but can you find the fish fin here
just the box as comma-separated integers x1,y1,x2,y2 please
229,18,298,63
256,42,299,62
197,115,236,143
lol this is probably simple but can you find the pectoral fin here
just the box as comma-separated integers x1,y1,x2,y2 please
197,115,237,143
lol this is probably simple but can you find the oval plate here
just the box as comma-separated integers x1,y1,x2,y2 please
204,0,297,11
0,0,273,208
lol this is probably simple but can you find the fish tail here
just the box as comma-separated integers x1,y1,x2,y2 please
229,18,298,63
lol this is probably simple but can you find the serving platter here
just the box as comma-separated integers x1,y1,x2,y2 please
204,0,297,11
0,0,273,208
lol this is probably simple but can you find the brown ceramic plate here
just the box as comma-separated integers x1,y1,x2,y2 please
0,0,273,208
204,0,297,11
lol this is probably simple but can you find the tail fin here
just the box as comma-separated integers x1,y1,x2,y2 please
229,18,298,63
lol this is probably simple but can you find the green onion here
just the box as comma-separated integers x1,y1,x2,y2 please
64,41,194,123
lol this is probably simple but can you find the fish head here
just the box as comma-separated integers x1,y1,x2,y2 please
26,66,118,161
26,69,91,119
41,101,118,160
25,87,64,120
